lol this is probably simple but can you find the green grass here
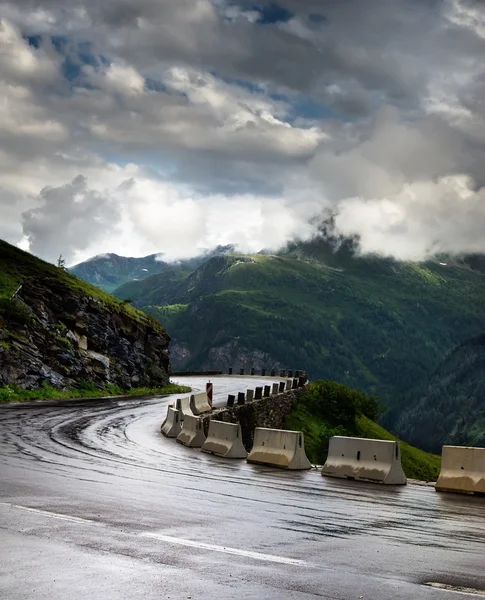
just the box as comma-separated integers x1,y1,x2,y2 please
356,416,441,482
0,382,191,403
0,240,164,332
284,380,440,482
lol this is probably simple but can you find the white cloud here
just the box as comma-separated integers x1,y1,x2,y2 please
51,173,323,265
22,174,122,263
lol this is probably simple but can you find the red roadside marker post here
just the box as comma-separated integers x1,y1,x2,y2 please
206,381,213,407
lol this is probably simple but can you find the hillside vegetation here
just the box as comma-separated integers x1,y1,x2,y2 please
69,253,170,293
0,240,163,329
388,333,485,453
69,246,234,293
285,380,441,481
0,382,190,403
111,240,485,405
0,240,171,394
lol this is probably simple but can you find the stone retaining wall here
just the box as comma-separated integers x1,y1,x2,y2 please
202,387,307,451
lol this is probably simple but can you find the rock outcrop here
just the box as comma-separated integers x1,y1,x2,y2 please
0,277,170,390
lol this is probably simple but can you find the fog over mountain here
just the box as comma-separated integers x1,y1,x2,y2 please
1,1,484,264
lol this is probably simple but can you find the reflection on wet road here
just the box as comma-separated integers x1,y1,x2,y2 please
1,376,485,600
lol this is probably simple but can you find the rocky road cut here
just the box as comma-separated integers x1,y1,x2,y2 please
1,376,485,600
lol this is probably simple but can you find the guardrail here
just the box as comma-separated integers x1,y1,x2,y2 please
161,374,485,495
171,368,308,379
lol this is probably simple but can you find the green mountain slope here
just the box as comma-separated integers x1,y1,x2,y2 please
284,380,440,481
0,239,170,393
0,240,158,326
70,245,235,293
69,253,168,293
388,333,485,453
112,244,485,404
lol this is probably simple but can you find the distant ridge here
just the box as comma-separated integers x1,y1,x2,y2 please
69,245,235,293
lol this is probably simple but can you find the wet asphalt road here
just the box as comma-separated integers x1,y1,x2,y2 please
1,375,485,600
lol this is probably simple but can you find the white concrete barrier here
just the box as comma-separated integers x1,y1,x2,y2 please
190,391,212,415
176,396,194,421
435,445,485,494
246,428,312,470
161,407,182,438
176,414,207,448
321,436,407,485
201,421,247,459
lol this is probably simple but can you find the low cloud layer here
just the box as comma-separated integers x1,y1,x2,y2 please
0,1,485,264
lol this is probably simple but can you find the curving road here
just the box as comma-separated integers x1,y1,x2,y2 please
1,376,485,600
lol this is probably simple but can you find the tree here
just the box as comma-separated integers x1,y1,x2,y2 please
57,254,66,270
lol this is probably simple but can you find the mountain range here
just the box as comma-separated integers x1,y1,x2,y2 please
69,246,235,293
71,238,485,422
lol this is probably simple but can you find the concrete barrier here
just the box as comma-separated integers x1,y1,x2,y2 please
286,379,292,391
237,392,245,405
321,437,407,485
227,394,235,407
201,421,248,459
246,389,254,402
254,387,263,400
279,381,286,393
176,414,207,448
176,397,194,421
161,407,182,438
272,383,279,395
435,446,485,495
190,391,212,415
247,428,312,470
263,385,271,397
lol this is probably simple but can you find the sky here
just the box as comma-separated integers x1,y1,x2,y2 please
1,0,485,265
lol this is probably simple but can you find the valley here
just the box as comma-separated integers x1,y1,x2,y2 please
92,240,485,408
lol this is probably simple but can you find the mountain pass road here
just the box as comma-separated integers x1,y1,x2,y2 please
1,376,484,600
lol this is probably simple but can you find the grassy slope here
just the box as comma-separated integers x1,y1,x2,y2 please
142,253,485,404
0,382,191,403
356,416,441,482
0,240,164,330
285,397,440,482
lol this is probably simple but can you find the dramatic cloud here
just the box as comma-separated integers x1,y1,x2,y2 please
0,0,484,263
20,172,320,264
21,175,121,262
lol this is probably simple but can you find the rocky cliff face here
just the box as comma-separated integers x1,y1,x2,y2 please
171,339,280,373
0,277,170,390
